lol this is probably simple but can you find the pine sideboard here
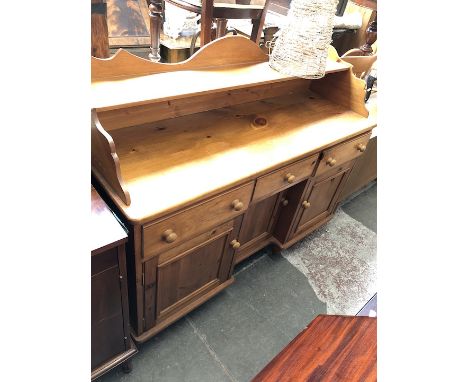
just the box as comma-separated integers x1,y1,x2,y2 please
91,36,376,343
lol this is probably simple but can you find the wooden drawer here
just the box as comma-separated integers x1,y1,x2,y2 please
143,181,254,258
253,155,319,202
315,133,372,177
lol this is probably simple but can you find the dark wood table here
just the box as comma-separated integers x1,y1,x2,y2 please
252,315,376,382
91,187,137,380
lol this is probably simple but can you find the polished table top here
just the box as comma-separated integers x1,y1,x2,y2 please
252,315,377,382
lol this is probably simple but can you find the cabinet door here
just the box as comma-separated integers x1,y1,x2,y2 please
143,220,236,330
273,180,310,244
91,248,126,369
235,193,282,264
293,169,349,237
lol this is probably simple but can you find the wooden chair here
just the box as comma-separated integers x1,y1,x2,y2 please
340,17,377,101
147,0,270,61
340,49,377,79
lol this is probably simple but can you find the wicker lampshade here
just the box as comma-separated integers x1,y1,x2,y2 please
269,0,338,79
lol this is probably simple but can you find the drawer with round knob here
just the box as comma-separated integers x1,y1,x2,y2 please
252,154,319,202
142,181,254,258
315,132,372,177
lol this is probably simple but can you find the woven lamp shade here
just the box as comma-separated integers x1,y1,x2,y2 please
269,0,338,79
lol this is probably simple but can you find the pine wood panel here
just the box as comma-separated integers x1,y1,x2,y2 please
238,194,278,247
105,91,373,222
252,315,377,382
142,181,254,258
91,35,268,82
315,132,371,177
295,170,348,234
97,79,311,131
92,35,349,82
92,60,350,112
340,135,377,200
273,180,310,244
142,222,236,328
91,110,131,206
157,235,227,311
252,154,319,202
309,69,369,117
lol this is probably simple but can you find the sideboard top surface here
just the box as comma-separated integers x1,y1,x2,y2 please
104,91,375,223
91,36,375,223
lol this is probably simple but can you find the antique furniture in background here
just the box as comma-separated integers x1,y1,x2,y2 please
91,36,376,343
107,0,152,48
91,187,137,380
337,2,377,199
91,0,110,58
338,0,376,55
251,315,377,381
147,0,271,61
338,49,376,201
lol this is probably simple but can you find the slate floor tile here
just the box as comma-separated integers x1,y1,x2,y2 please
187,287,291,382
97,318,231,382
230,251,326,340
342,182,377,232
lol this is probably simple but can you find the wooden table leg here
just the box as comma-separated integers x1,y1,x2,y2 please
121,360,133,373
359,19,377,55
91,0,110,58
149,0,163,62
214,18,228,39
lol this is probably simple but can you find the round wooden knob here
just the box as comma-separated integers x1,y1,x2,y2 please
357,143,367,152
284,173,296,184
230,239,241,249
163,229,177,243
231,199,244,211
281,198,289,206
326,157,337,167
302,201,311,209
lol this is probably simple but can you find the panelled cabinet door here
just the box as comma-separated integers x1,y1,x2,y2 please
235,193,282,263
143,221,236,330
292,169,350,238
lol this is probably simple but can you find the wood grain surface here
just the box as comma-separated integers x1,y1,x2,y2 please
91,110,131,206
104,91,374,222
92,60,350,111
252,315,377,382
91,35,269,82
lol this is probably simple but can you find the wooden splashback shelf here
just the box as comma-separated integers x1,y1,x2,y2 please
92,36,353,131
91,36,374,222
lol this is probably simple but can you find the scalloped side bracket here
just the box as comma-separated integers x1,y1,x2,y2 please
91,109,131,205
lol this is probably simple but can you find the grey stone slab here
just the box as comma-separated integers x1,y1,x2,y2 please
187,286,292,382
233,246,270,276
97,318,231,382
341,182,377,232
230,250,326,340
